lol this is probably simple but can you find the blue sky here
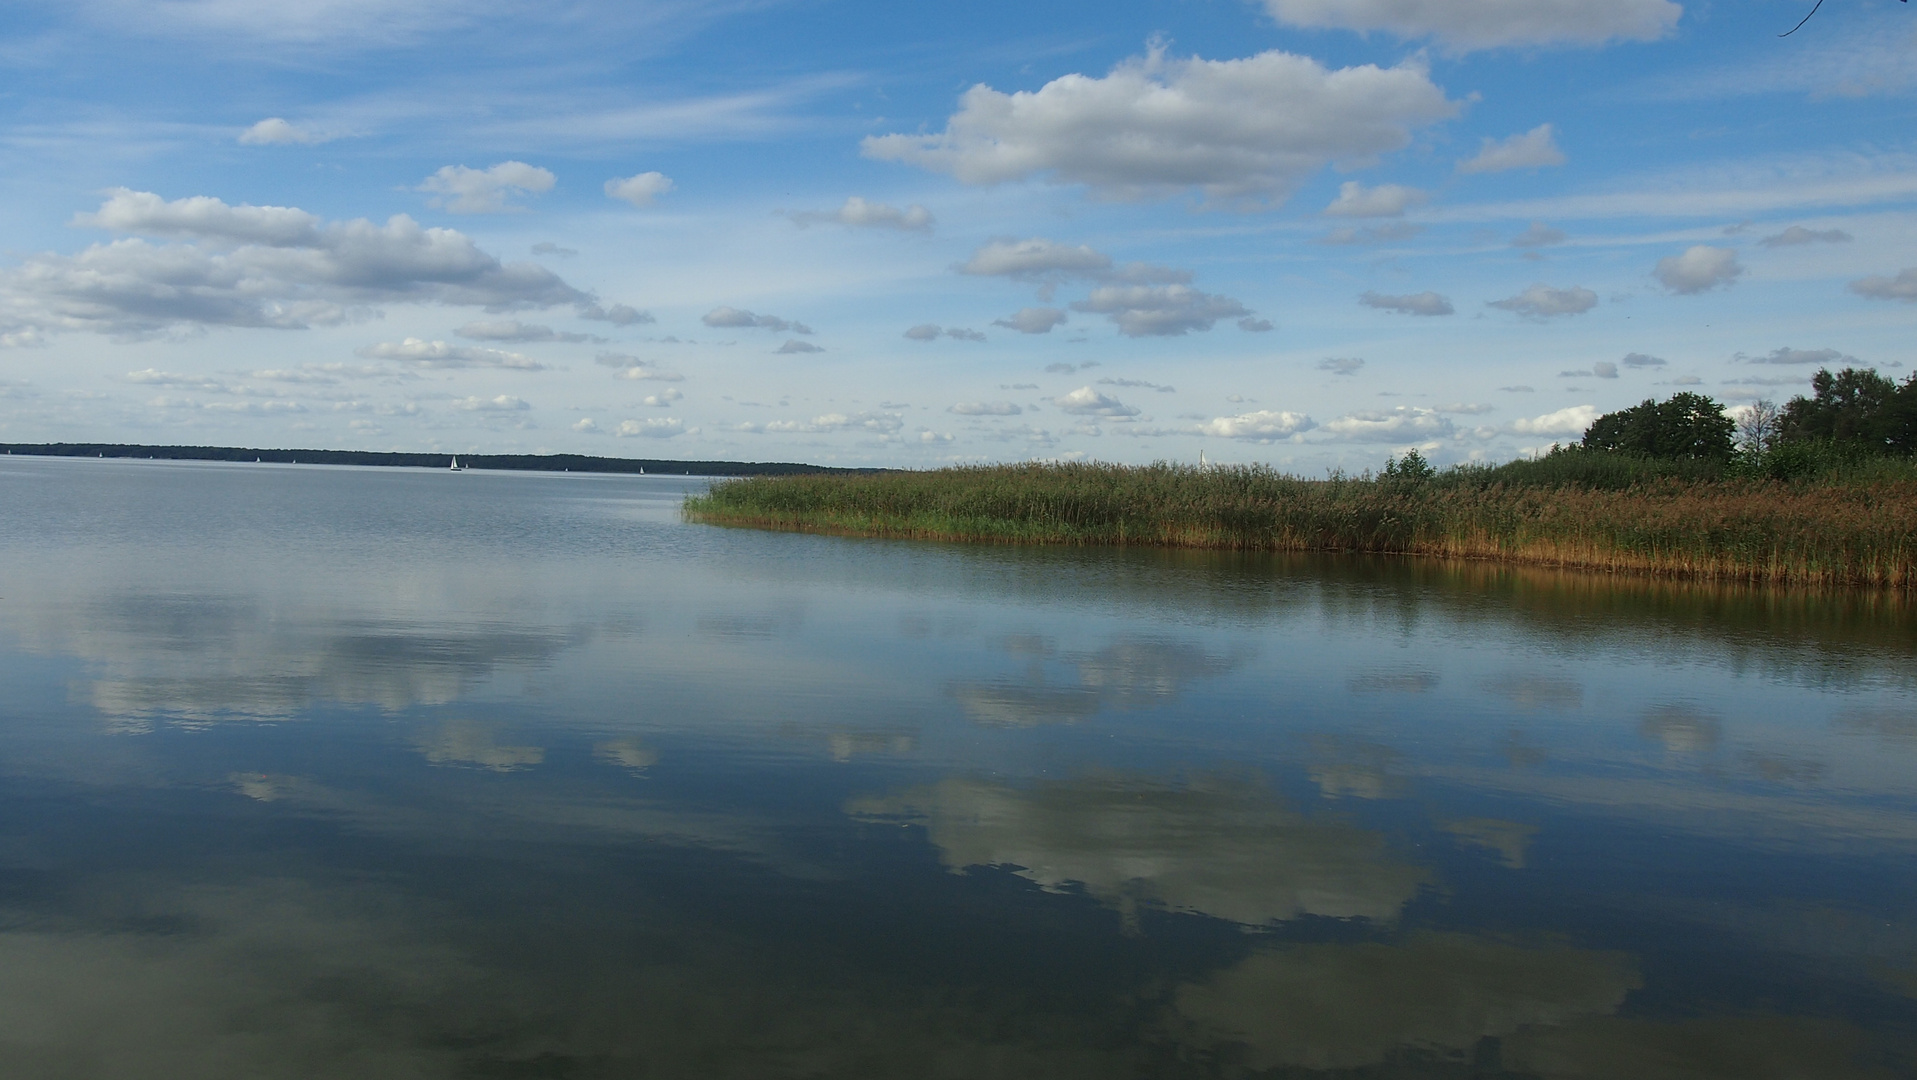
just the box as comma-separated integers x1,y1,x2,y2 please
1,0,1913,468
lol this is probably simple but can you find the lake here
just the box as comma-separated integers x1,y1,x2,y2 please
0,456,1912,1078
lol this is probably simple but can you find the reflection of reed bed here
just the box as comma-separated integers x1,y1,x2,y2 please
683,463,1917,589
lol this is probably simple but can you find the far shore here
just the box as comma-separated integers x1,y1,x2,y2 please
683,459,1917,591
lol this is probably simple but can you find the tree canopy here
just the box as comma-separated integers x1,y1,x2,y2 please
1581,392,1735,460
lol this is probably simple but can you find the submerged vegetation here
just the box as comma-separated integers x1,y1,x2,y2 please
687,374,1917,589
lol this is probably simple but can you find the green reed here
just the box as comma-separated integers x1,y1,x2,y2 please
683,459,1917,588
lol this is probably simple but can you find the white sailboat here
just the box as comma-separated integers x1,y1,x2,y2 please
449,456,465,471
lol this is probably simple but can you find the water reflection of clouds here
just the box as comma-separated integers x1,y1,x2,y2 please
1638,704,1723,755
1169,933,1639,1072
416,720,544,772
948,635,1237,727
1482,674,1585,711
1304,737,1406,801
1347,671,1440,694
849,773,1429,927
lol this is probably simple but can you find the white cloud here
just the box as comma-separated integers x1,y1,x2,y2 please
616,417,686,438
357,338,545,370
904,324,985,342
1487,283,1597,318
1238,317,1274,332
237,118,327,145
1621,352,1666,367
453,394,530,412
121,368,228,391
1559,361,1619,379
959,238,1113,280
1654,245,1742,294
6,194,587,339
1850,268,1917,302
791,196,933,231
1434,402,1494,414
741,411,904,434
775,339,824,354
1318,357,1365,375
864,46,1456,203
641,389,682,406
702,307,811,334
1359,290,1453,316
1510,221,1566,248
603,171,673,208
1071,284,1253,336
571,418,600,433
993,307,1070,334
1318,222,1423,245
417,161,556,214
595,351,684,382
1053,386,1140,417
1507,404,1597,435
1260,0,1681,51
455,320,598,343
577,302,652,326
1197,409,1315,440
1457,124,1566,174
73,188,321,247
1759,225,1852,247
1319,406,1454,443
1324,181,1426,217
950,401,1023,416
1738,346,1859,366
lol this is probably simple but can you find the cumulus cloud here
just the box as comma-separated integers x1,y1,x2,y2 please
453,394,530,412
577,301,652,326
7,191,587,339
641,389,682,406
791,196,933,231
1457,124,1566,174
1849,268,1917,302
603,171,674,208
73,187,322,247
1759,225,1851,247
1324,181,1427,217
1238,317,1274,332
950,401,1023,416
1320,406,1454,443
1487,283,1597,318
1318,357,1365,375
1654,245,1742,294
740,411,904,435
1435,402,1494,414
417,161,556,214
1558,361,1618,379
863,45,1456,203
904,324,985,342
1510,221,1567,248
356,338,546,370
959,238,1114,280
1508,404,1597,435
1359,290,1453,316
237,118,327,145
1053,386,1140,417
1621,352,1666,367
990,308,1069,336
571,418,600,433
702,307,812,334
1071,284,1253,336
1737,346,1860,366
775,339,824,354
616,417,686,438
455,320,599,343
1261,0,1681,51
1318,222,1423,245
1197,409,1315,440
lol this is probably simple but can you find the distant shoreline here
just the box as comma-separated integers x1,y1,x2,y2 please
0,443,876,478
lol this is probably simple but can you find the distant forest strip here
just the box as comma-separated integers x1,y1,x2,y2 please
0,443,876,477
685,458,1917,589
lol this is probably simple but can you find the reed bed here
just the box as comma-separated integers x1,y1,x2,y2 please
683,461,1917,589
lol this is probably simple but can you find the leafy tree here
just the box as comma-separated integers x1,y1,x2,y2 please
1779,367,1916,455
1581,392,1735,460
1380,448,1435,483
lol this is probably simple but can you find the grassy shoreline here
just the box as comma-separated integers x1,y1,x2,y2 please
684,459,1917,590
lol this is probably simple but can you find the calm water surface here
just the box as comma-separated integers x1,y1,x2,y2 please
0,457,1913,1078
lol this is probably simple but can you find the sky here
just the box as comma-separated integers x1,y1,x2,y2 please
0,0,1913,469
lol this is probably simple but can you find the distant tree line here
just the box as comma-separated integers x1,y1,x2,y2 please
1578,367,1917,475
